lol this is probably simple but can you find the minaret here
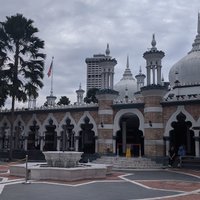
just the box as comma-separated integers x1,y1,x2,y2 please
46,95,57,106
76,83,85,105
143,34,165,86
96,44,118,155
141,35,167,157
99,44,117,89
28,95,36,109
135,66,146,91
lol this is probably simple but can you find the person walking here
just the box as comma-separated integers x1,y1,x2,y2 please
177,145,186,167
168,146,176,167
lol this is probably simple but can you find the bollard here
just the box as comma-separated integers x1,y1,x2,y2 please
23,155,30,184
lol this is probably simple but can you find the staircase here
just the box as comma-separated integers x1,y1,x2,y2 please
92,156,163,169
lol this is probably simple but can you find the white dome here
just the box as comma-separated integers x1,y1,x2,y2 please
169,51,200,87
169,14,200,87
114,57,137,100
115,78,137,99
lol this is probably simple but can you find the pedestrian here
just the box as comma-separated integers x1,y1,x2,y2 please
177,145,186,167
168,146,176,167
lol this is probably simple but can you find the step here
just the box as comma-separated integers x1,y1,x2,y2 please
92,156,163,169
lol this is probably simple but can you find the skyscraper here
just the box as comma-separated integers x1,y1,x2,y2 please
85,44,116,92
85,53,105,92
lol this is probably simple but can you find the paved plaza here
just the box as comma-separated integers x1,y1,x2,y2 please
0,162,200,200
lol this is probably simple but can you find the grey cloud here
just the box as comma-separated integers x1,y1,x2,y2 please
1,0,200,107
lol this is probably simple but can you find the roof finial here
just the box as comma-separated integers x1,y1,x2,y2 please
126,55,129,69
79,83,82,89
105,43,110,56
189,13,200,53
139,65,142,74
151,33,156,48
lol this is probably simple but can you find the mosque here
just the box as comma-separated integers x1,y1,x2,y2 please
0,14,200,160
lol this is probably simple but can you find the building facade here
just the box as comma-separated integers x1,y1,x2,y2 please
0,15,200,159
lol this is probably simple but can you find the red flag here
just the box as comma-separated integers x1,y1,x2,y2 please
47,60,53,77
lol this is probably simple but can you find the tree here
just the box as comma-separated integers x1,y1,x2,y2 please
84,88,99,103
57,96,70,106
0,30,9,107
0,13,45,159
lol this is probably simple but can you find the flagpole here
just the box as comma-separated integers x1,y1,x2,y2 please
50,56,54,96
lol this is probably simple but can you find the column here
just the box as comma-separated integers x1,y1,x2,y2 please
57,136,61,151
105,72,109,89
113,138,116,154
152,67,155,84
95,137,98,153
147,67,151,85
24,137,28,151
101,72,105,89
75,136,79,151
194,130,200,157
164,136,170,156
40,135,44,151
110,73,114,89
122,121,126,154
157,66,161,85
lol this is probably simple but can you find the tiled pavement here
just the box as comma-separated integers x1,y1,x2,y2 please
0,162,200,200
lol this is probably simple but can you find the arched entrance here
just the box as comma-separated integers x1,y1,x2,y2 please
61,118,75,151
78,116,95,154
43,118,57,151
0,122,10,150
28,120,40,150
169,112,195,155
116,113,144,157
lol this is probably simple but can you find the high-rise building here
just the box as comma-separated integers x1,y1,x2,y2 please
85,44,116,92
85,53,104,92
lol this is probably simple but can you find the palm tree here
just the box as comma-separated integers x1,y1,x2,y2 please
0,13,46,160
0,28,9,107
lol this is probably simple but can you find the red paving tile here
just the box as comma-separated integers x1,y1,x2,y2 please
138,180,200,192
164,194,200,200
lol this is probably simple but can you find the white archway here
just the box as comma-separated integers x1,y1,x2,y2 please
27,114,42,137
112,108,144,155
76,111,98,136
41,113,59,134
58,112,76,136
113,108,144,136
76,111,98,153
164,105,196,156
164,106,196,137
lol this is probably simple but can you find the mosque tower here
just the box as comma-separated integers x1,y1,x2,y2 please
96,44,118,153
141,35,168,157
99,44,117,90
135,66,146,91
76,84,85,105
143,34,165,86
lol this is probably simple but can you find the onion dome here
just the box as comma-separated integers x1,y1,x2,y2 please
114,56,137,100
169,13,200,87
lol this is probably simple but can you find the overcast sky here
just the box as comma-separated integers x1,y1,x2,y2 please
1,0,200,108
